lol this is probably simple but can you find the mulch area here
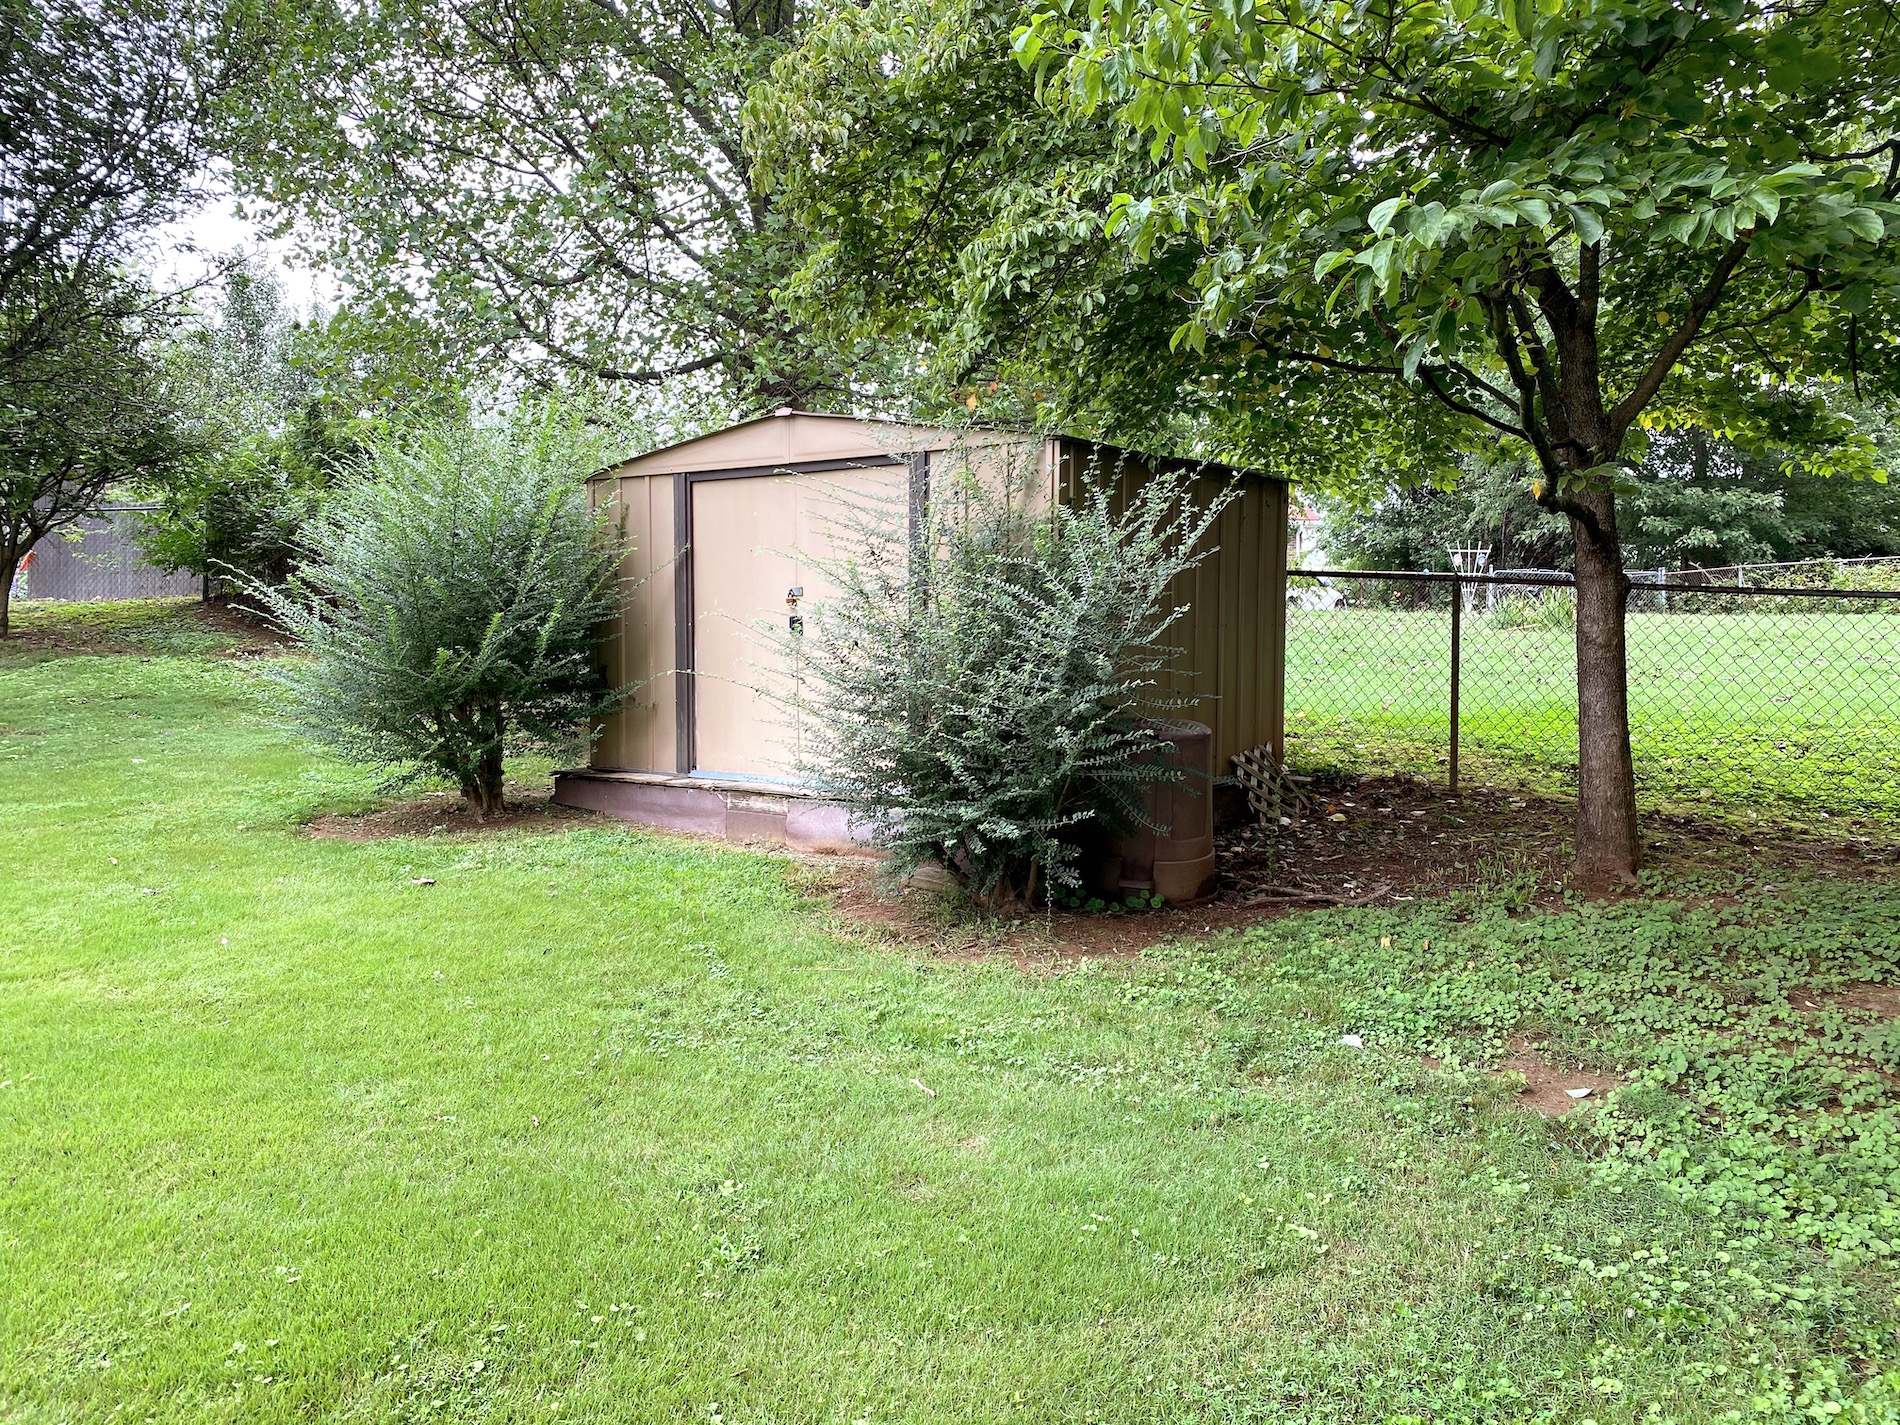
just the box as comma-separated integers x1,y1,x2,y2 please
286,762,1900,965
306,791,606,841
824,773,1900,964
1219,774,1900,906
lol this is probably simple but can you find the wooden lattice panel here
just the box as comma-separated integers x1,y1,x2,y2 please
1231,744,1312,827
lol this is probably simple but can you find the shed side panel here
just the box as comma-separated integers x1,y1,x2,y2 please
1215,488,1244,759
1051,440,1230,747
1146,468,1287,771
591,473,677,772
1191,489,1221,751
1240,475,1291,765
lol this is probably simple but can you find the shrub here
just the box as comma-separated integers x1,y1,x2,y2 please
790,451,1231,909
248,411,623,818
1487,587,1575,631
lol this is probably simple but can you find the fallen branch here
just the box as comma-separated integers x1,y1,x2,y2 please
1239,884,1392,909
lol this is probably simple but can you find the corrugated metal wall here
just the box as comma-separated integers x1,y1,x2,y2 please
588,429,1288,780
1053,442,1287,772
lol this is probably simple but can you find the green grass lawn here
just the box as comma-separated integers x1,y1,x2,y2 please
1286,606,1900,820
3,601,1899,1423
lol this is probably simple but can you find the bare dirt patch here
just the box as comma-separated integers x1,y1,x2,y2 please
307,791,608,841
1759,981,1898,1021
1835,982,1900,1019
1419,1039,1625,1117
827,866,1262,967
1498,1042,1625,1118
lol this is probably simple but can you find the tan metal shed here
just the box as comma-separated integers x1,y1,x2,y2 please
552,410,1288,847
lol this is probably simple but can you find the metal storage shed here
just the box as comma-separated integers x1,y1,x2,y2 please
552,410,1288,848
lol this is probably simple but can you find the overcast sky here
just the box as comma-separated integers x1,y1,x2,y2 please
153,177,333,316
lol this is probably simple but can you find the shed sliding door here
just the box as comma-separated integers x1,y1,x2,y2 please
689,470,899,780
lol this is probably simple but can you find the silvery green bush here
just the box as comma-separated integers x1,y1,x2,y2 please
791,454,1231,909
248,411,623,818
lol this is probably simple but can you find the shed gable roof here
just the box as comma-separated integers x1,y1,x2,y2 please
594,410,1039,481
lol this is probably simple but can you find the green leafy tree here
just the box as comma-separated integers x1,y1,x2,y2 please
0,0,234,299
1330,415,1900,574
225,0,875,407
247,412,624,818
992,0,1900,878
1623,424,1900,569
1,272,198,635
749,0,1470,483
1325,455,1571,572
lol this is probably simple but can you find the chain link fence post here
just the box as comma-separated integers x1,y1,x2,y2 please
1449,575,1462,792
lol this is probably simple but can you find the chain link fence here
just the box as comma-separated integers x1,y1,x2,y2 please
1285,568,1900,820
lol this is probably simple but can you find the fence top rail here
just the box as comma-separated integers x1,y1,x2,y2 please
1293,568,1900,600
1296,568,1568,587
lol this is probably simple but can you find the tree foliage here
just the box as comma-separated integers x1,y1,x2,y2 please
226,0,868,407
0,0,234,301
789,452,1230,909
247,412,624,818
1015,0,1900,469
0,271,198,633
1325,453,1570,572
1624,422,1900,569
748,0,1468,479
138,257,468,591
1331,416,1900,572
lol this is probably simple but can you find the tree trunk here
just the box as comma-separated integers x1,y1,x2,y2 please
0,545,18,639
1568,486,1641,882
462,769,505,820
464,712,507,821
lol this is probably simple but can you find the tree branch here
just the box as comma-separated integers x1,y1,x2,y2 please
1415,365,1529,441
1480,293,1559,472
1607,234,1752,438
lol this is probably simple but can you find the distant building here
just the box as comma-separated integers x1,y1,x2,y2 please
1288,502,1328,567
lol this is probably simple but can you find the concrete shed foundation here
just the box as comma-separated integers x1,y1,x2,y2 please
553,769,875,853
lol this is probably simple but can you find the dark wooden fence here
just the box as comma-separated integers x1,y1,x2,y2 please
15,505,201,602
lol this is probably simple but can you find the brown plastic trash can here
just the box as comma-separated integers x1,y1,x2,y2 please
1109,719,1217,904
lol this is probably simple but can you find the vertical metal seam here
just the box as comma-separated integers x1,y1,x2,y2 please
673,471,693,775
906,450,930,549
